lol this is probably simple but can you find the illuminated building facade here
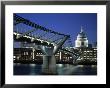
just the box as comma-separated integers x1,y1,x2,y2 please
74,27,97,63
75,27,88,48
13,48,75,64
76,47,97,60
13,27,97,64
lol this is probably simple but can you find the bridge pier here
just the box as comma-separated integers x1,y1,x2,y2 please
34,36,69,75
40,46,57,74
42,55,57,74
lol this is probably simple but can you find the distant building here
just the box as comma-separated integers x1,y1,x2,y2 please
74,26,97,61
13,48,62,64
76,47,97,60
13,26,97,64
75,26,88,48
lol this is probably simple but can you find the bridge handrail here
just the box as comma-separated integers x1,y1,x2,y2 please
14,14,70,37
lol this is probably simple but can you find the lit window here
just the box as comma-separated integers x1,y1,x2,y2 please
13,56,16,58
70,57,72,58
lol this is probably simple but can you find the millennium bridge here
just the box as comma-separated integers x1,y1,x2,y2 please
14,14,83,74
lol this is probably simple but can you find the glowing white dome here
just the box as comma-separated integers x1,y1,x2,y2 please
75,26,88,48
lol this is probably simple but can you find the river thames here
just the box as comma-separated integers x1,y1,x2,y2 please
14,63,97,75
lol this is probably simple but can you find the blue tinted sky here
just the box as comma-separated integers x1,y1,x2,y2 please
16,13,97,46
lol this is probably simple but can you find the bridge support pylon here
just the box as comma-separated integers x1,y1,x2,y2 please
40,46,57,74
42,55,56,74
33,36,69,74
40,36,69,75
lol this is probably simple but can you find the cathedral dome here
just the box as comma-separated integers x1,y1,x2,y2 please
75,26,88,48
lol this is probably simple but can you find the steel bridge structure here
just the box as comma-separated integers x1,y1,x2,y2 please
13,14,82,74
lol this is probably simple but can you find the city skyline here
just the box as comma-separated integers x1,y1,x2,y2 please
15,13,97,46
13,13,97,75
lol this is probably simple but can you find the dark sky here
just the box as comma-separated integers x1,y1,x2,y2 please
15,13,97,46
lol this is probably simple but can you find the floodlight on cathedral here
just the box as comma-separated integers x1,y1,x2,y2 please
75,26,88,48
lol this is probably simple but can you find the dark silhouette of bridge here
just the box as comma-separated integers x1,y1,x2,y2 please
14,14,82,74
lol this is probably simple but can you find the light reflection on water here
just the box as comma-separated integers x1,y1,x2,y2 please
14,63,97,75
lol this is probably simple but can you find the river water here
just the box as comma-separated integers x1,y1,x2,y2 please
14,63,97,75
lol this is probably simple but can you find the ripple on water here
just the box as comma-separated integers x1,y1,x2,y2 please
14,64,97,75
